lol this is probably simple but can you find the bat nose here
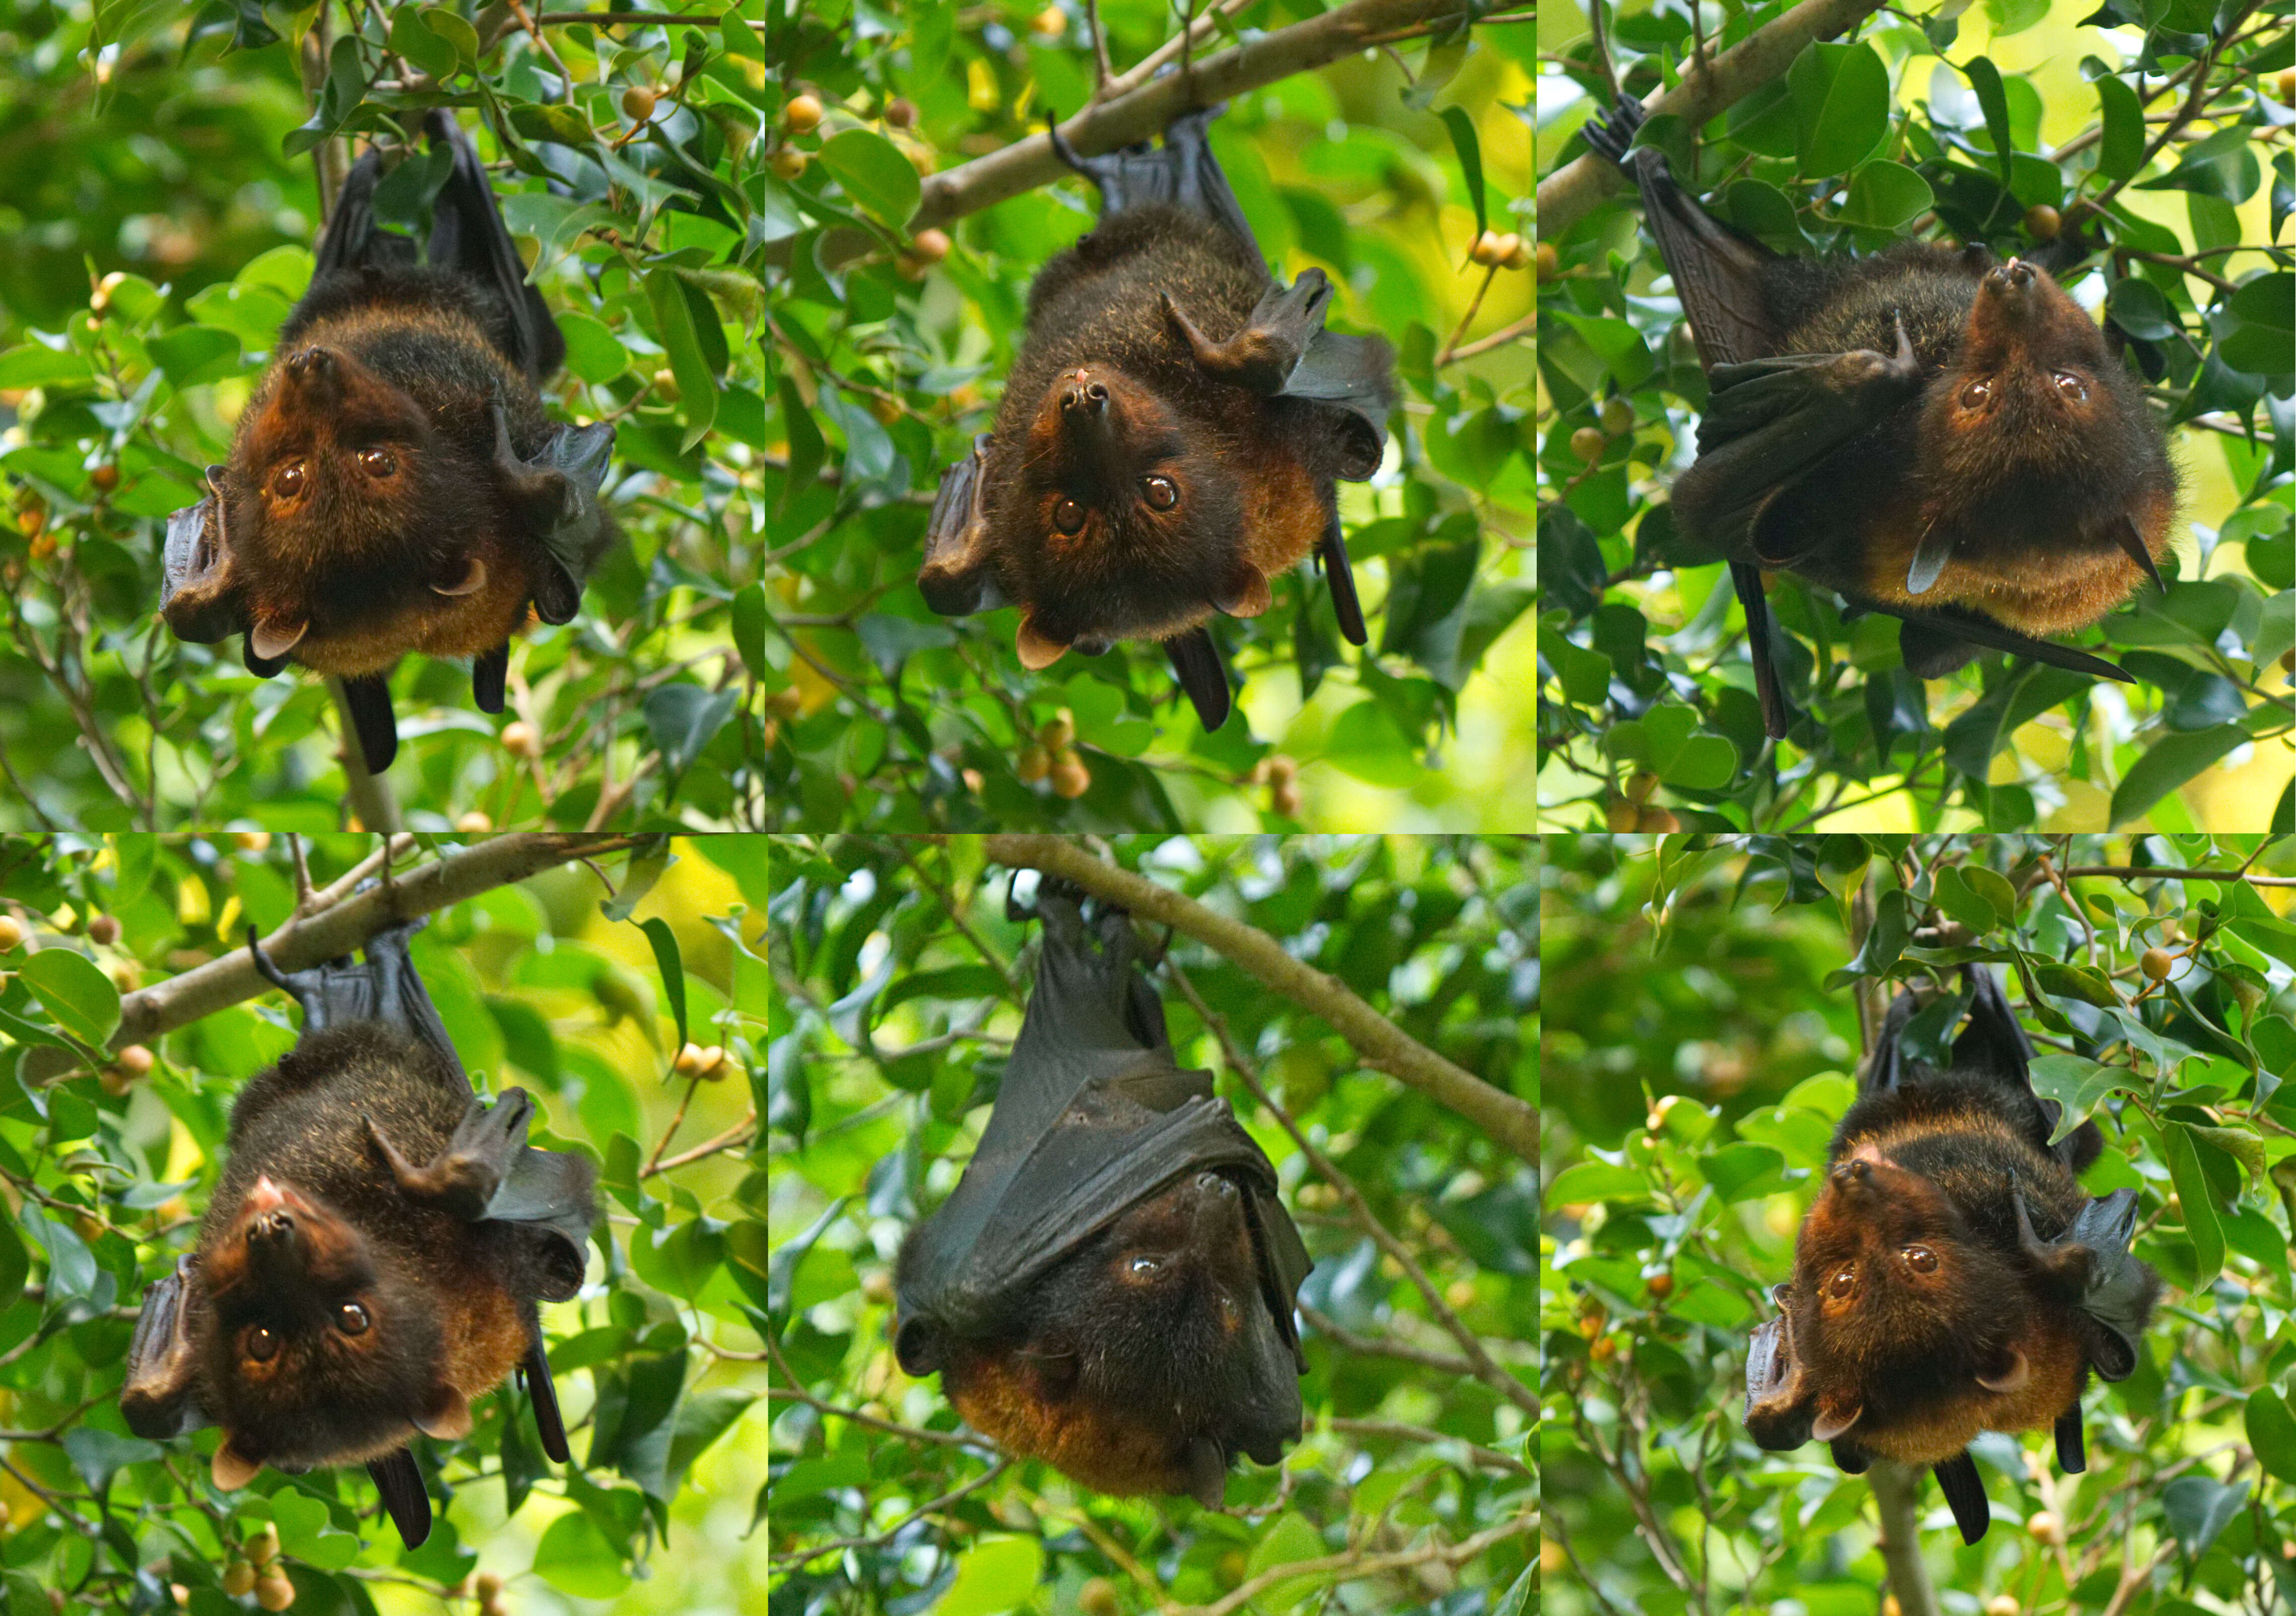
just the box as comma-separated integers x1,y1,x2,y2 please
247,1209,296,1246
1060,369,1110,414
1196,1171,1235,1198
285,347,334,379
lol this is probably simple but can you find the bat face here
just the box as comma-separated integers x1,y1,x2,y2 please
999,364,1252,669
195,1176,454,1480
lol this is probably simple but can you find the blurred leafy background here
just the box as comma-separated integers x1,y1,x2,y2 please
766,834,1534,1612
1535,0,2294,831
0,4,762,831
0,832,767,1614
759,2,1537,831
1540,832,2296,1611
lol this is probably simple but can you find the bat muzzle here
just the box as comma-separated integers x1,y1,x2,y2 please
282,345,346,408
159,465,243,643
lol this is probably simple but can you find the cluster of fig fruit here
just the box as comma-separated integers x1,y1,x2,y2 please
217,1525,293,1610
1016,710,1091,799
1604,770,1677,832
1567,396,1635,468
1244,754,1301,819
1467,228,1532,271
674,1041,732,1080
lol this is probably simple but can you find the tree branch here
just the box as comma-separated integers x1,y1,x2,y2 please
1869,1462,1944,1616
1536,0,1889,240
910,0,1470,231
112,833,637,1050
979,834,1536,1162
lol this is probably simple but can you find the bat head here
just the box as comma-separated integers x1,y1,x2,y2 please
1769,1145,2023,1446
195,1175,463,1486
168,341,529,674
1914,257,2175,568
996,364,1255,668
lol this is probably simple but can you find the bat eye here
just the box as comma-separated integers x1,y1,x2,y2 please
1054,498,1086,535
245,1326,279,1363
271,463,306,499
357,447,396,477
1901,1245,1938,1273
336,1302,370,1335
2053,371,2088,404
1958,379,1992,410
1140,475,1177,510
1128,1256,1161,1277
1827,1266,1856,1300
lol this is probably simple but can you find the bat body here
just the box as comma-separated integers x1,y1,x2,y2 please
1585,99,2176,739
893,880,1313,1505
121,917,598,1547
920,106,1395,731
1743,967,2160,1543
161,110,619,773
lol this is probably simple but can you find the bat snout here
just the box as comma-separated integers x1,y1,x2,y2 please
1059,369,1111,416
281,346,346,405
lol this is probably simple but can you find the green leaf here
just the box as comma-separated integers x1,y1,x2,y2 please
59,1428,160,1494
2109,723,2249,827
0,345,95,389
1788,41,1889,178
817,128,921,227
637,917,687,1052
533,1511,629,1599
1544,1160,1648,1206
732,583,768,681
645,268,717,451
1838,159,1933,229
1827,887,1908,987
2031,960,2120,1009
269,1490,360,1571
2095,73,2144,182
2159,1119,2224,1290
387,6,458,78
643,683,738,786
2220,274,2295,376
147,325,241,389
19,948,121,1048
2160,1473,2247,1559
1698,1142,1788,1202
1930,864,2000,931
937,1537,1045,1616
1962,57,2013,183
556,310,627,382
1436,106,1486,245
2246,1387,2296,1485
775,377,824,514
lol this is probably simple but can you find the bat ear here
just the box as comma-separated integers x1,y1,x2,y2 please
211,1437,263,1492
411,1383,473,1441
1016,614,1070,670
1210,565,1271,619
1977,1349,2028,1392
248,616,308,663
1809,1402,1862,1443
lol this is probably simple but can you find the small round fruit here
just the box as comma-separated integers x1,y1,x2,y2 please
1489,231,1522,266
18,508,43,538
87,914,119,945
27,531,55,562
909,227,951,264
89,464,118,494
784,93,823,134
502,721,541,759
1625,768,1659,805
455,810,493,833
246,1525,280,1567
1882,1599,1901,1616
1606,798,1637,831
115,1045,154,1078
1469,229,1504,266
1032,6,1066,35
1589,1335,1616,1363
768,686,804,718
0,915,24,952
1535,241,1560,283
1503,236,1532,271
2026,1509,2063,1545
622,85,657,122
255,1571,295,1612
771,147,808,180
100,1068,133,1099
234,830,271,852
2023,203,2061,241
2140,947,2173,981
1079,1578,1120,1616
652,367,680,402
1270,782,1301,818
1636,808,1680,832
1265,753,1297,785
1986,1597,2019,1616
1016,744,1050,784
886,97,917,129
1049,752,1091,799
1578,1307,1606,1339
1569,426,1607,463
2279,67,2295,103
475,1573,505,1603
1037,711,1074,752
1647,1271,1674,1300
1599,397,1634,435
222,1560,256,1598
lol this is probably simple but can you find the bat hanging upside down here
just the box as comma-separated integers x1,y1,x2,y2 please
120,916,598,1547
1584,98,2178,740
918,104,1396,732
893,878,1314,1506
160,109,621,773
1743,965,2160,1543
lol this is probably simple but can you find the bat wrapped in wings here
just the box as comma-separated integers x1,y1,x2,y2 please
1583,98,2176,740
918,104,1395,732
160,109,619,773
894,878,1313,1505
120,914,597,1546
1743,965,2160,1543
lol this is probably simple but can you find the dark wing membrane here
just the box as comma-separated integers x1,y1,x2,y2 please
420,109,563,381
1049,103,1261,261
